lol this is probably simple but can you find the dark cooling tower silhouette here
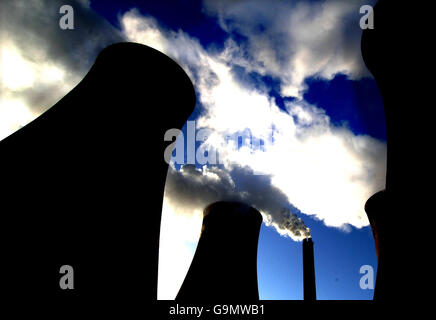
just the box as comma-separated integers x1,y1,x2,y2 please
364,190,386,299
1,42,195,307
302,238,316,301
362,1,427,303
176,201,262,302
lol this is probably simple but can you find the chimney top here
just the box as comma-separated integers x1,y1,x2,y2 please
303,237,313,243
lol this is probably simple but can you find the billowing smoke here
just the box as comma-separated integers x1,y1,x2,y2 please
165,164,311,241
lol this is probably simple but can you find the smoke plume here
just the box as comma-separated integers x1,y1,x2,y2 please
165,164,311,241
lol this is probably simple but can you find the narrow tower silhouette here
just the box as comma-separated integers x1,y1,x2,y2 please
302,238,316,301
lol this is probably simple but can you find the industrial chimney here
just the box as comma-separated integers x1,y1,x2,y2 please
302,237,317,301
176,201,262,302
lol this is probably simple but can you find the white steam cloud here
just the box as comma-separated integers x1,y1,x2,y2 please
165,164,311,241
202,0,375,97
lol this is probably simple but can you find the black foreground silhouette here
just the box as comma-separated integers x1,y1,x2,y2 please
1,42,195,307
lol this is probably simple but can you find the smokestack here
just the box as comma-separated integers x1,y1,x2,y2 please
302,237,316,301
176,201,262,302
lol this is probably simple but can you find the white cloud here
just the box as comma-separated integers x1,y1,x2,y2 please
1,45,36,91
0,40,74,138
203,0,374,97
165,164,312,239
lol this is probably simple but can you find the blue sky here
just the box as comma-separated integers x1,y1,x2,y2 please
1,0,384,300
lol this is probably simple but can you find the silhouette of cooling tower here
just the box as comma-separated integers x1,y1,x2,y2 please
364,190,386,300
1,42,195,306
361,0,421,301
302,238,317,301
176,201,262,302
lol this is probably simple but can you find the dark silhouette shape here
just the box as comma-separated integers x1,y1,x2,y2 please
364,190,386,299
176,201,262,302
302,238,316,301
1,42,195,305
362,1,428,303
